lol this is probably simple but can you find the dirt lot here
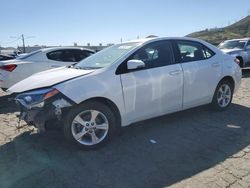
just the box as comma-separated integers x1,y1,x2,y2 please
0,70,250,188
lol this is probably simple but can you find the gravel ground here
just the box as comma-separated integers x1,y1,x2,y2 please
0,70,250,188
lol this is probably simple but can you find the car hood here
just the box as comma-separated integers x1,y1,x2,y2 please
8,67,94,93
220,48,243,54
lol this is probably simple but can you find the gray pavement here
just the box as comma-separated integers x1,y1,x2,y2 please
0,70,250,188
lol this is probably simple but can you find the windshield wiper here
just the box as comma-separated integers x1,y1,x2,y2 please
67,63,78,68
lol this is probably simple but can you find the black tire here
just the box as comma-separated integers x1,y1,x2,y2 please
64,101,117,149
211,80,234,111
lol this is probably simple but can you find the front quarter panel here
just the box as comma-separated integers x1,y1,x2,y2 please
54,68,126,124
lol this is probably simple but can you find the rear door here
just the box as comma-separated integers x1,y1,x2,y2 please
174,40,221,109
119,40,183,123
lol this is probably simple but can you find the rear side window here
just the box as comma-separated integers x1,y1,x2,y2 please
203,47,214,58
176,41,215,63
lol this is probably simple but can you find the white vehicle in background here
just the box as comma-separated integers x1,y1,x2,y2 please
218,38,250,68
0,47,94,90
9,37,241,149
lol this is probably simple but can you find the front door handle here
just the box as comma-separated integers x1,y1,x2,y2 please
169,70,182,76
212,62,220,67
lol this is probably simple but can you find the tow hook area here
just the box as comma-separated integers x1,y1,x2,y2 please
19,98,72,133
52,98,72,120
55,106,62,120
20,106,57,133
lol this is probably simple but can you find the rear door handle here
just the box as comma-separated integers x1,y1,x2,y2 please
169,70,182,76
212,62,220,67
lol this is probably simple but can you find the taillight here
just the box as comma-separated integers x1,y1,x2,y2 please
0,64,17,72
234,58,240,65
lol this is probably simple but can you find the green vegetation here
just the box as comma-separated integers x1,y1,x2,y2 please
187,15,250,45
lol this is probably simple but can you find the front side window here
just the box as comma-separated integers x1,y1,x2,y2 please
129,40,174,69
176,41,214,63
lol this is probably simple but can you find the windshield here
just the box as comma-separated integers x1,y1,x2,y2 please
218,40,246,50
75,42,141,69
17,50,42,60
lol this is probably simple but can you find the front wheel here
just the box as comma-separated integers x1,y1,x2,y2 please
211,80,234,111
64,101,117,149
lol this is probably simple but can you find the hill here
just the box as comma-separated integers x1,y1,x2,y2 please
187,15,250,45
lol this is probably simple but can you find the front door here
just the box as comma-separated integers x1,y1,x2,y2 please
119,40,183,123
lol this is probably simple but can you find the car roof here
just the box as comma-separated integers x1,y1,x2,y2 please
122,36,222,54
122,36,211,44
40,47,94,53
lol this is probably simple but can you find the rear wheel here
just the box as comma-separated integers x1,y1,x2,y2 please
211,80,234,111
64,101,117,149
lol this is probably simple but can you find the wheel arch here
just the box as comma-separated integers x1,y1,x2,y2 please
218,76,235,91
79,97,122,128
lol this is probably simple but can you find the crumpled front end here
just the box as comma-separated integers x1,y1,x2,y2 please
15,88,74,133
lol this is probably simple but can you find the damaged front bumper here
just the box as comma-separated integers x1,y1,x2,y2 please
15,88,74,133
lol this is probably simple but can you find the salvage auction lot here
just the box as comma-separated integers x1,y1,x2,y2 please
0,70,250,188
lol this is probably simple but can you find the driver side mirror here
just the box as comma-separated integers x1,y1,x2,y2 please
127,59,145,70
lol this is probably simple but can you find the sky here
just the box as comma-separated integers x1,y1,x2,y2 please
0,0,250,47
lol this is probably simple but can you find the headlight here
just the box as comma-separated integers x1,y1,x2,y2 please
15,88,59,109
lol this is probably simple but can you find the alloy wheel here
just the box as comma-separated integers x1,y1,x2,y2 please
217,84,232,108
71,110,109,146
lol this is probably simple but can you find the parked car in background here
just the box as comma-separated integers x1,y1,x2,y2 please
0,54,15,61
0,47,94,90
9,37,241,149
218,38,250,68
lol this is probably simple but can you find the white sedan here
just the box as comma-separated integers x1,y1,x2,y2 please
9,37,241,149
0,47,94,90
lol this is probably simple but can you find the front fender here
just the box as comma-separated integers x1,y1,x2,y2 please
54,69,127,126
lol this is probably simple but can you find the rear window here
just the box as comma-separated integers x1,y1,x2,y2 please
47,49,94,62
74,50,94,62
